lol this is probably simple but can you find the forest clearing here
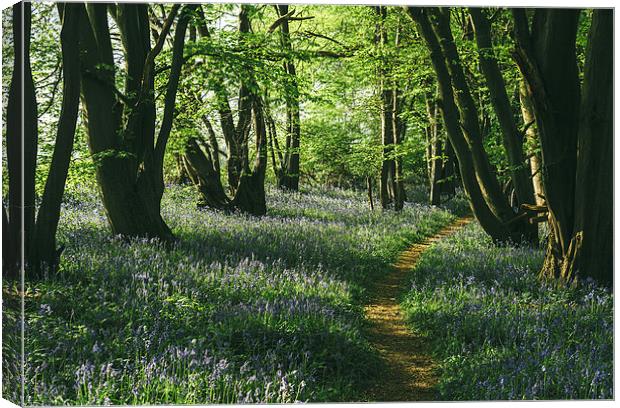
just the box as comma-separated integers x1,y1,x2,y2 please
1,1,614,405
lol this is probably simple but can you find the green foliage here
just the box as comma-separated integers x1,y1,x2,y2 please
402,223,613,400
12,184,456,404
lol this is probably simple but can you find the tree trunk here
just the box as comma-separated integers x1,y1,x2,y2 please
569,9,613,286
514,9,612,286
430,8,520,230
441,138,456,196
183,138,230,210
5,2,37,279
276,5,301,191
230,97,268,216
30,3,82,276
2,206,9,275
518,80,545,206
425,86,443,206
183,6,268,216
77,3,190,242
391,24,405,211
367,176,375,211
469,8,536,212
408,7,518,243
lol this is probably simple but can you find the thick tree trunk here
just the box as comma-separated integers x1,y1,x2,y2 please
77,3,188,242
522,10,610,285
569,9,613,286
514,9,612,286
30,4,81,276
183,138,230,210
513,9,580,255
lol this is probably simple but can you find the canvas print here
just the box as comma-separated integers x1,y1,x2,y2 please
1,1,613,405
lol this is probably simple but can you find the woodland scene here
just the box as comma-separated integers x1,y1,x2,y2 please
1,1,613,404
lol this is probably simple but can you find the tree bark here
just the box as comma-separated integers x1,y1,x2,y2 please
514,9,612,286
570,9,613,286
469,8,536,211
5,2,37,279
441,138,456,196
276,5,301,191
183,5,268,216
30,3,82,276
425,86,443,206
77,3,193,242
367,176,375,211
430,8,520,229
408,7,518,243
375,6,397,210
518,80,545,206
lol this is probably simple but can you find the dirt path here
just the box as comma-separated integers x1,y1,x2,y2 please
364,216,472,401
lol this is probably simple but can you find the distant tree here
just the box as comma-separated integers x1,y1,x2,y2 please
181,5,268,216
372,6,407,211
273,5,302,192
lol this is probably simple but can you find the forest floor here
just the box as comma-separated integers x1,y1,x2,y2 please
365,216,472,401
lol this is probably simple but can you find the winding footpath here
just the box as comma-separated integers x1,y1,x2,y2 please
365,216,472,401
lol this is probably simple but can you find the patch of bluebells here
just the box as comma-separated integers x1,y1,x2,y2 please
13,184,455,404
402,223,613,400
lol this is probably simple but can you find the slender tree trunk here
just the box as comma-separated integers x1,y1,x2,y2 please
441,138,456,196
5,2,37,278
183,6,268,216
408,7,517,243
276,5,301,191
430,8,519,228
425,87,443,206
391,89,405,210
375,6,396,210
518,80,545,206
469,8,536,212
30,3,81,276
367,176,375,211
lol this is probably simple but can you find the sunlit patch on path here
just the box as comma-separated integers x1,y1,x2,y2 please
365,216,473,402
